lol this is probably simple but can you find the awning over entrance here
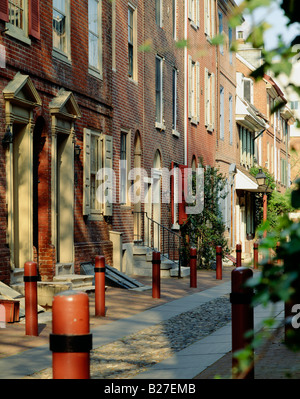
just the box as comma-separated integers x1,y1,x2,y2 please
235,168,259,192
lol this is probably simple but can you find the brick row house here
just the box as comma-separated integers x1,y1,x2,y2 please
234,31,294,256
0,0,294,286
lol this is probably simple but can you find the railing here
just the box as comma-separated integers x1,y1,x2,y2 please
133,211,183,278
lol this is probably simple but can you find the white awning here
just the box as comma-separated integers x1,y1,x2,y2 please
235,169,258,191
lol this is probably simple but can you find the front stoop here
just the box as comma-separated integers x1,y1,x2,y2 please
132,245,190,278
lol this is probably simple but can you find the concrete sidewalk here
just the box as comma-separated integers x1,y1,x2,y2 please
0,272,289,380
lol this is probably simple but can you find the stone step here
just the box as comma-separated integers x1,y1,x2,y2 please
53,274,94,287
170,266,190,278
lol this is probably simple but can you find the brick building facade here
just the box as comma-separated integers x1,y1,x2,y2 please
0,0,113,284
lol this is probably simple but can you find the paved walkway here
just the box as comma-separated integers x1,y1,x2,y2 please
0,267,300,379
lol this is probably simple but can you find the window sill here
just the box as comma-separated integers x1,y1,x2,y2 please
120,204,131,210
5,25,31,46
88,213,104,221
171,223,180,231
172,129,180,138
128,76,138,85
155,122,166,131
190,21,199,31
52,48,72,65
88,66,103,80
190,118,199,126
206,124,214,133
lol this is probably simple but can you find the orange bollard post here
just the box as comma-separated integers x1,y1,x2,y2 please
50,291,92,379
236,244,242,268
152,251,161,299
94,255,106,317
216,246,222,280
230,267,254,379
190,247,197,288
24,261,38,336
253,243,258,269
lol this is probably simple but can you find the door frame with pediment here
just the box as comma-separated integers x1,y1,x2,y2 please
49,89,81,271
3,73,42,270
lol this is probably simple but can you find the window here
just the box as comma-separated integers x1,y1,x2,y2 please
189,0,199,28
155,55,164,128
9,0,24,30
128,7,133,77
205,68,215,131
229,94,233,144
53,0,70,59
172,67,178,133
219,86,224,140
239,125,254,169
228,27,233,64
189,57,200,123
120,132,127,205
90,132,103,212
243,78,253,103
204,0,214,37
172,0,176,39
218,11,223,54
290,101,299,110
88,0,102,75
83,129,113,217
4,0,40,43
156,0,162,27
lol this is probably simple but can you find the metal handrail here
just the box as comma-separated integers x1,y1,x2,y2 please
133,211,183,278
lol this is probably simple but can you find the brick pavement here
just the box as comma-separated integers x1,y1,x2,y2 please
1,267,300,379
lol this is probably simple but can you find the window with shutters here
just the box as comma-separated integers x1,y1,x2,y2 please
204,0,215,37
188,57,200,124
83,129,113,218
239,125,254,170
2,0,37,44
218,11,223,54
229,94,233,144
155,55,165,129
204,68,215,132
88,0,102,78
219,85,224,140
243,78,253,103
53,0,71,61
128,4,137,81
172,67,179,135
156,0,162,27
188,0,199,29
120,131,129,205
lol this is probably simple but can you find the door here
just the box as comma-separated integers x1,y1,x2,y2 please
56,133,74,264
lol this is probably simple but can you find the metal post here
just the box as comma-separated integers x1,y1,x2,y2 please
152,251,161,298
230,267,254,379
24,261,38,336
216,245,222,280
50,291,92,379
95,255,106,317
253,243,258,269
236,244,242,268
190,247,197,287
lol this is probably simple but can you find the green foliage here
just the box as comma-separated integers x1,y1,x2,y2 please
180,164,229,269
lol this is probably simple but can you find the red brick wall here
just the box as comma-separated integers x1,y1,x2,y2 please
0,0,113,282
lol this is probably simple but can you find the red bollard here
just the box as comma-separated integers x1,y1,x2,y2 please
94,255,106,317
190,247,197,288
236,244,242,268
216,246,222,280
230,267,254,379
152,251,161,299
253,243,258,269
24,261,38,336
50,290,92,379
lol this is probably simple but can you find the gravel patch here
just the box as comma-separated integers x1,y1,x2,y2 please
25,294,231,379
